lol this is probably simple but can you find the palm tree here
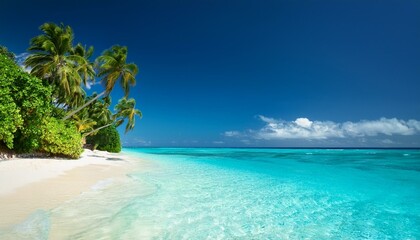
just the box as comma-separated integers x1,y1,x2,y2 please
70,43,95,88
25,23,94,107
70,94,111,131
63,45,138,120
81,95,115,136
97,45,138,96
84,97,141,136
89,96,113,126
114,97,142,133
73,112,97,133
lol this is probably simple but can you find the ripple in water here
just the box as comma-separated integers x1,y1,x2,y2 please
3,148,420,239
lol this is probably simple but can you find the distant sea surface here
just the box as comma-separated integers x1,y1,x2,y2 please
5,148,420,239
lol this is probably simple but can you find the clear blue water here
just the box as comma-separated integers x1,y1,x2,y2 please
3,148,420,239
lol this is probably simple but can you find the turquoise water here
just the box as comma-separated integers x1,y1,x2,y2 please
3,148,420,239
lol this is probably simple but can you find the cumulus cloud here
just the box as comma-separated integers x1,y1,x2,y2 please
256,116,343,139
226,116,420,140
295,118,313,128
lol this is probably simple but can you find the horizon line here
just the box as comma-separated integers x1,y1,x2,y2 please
121,146,420,150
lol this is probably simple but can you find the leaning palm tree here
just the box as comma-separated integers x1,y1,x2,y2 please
84,97,141,137
114,97,142,133
89,96,113,126
63,45,138,120
25,23,94,107
70,94,111,131
97,45,138,96
81,96,115,137
73,112,97,133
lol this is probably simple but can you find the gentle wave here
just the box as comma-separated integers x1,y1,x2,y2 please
2,148,420,239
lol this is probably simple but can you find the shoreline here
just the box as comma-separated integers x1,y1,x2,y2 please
0,149,146,229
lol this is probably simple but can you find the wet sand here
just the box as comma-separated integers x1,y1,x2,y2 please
0,149,144,228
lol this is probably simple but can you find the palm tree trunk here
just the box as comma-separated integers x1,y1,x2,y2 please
83,122,114,137
63,91,106,120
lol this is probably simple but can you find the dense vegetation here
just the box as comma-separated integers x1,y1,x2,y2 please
0,53,52,151
0,22,142,158
0,54,23,149
40,117,83,158
86,125,121,153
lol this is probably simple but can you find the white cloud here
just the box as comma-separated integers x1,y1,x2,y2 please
256,116,343,139
213,141,224,144
342,118,416,137
258,115,277,124
15,52,31,72
224,131,241,137
407,120,420,131
295,118,313,128
225,116,420,140
15,52,29,65
85,81,101,90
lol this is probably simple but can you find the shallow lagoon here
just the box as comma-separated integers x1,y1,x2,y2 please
4,148,420,239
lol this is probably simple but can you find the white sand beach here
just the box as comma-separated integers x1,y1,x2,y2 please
0,149,146,229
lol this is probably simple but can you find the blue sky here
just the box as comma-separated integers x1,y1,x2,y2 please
1,0,419,147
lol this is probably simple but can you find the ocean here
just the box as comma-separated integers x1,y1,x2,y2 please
4,148,420,239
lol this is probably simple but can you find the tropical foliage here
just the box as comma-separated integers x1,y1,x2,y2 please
97,45,138,96
0,54,22,148
86,125,121,153
0,53,52,151
63,45,138,120
0,45,15,62
0,22,142,157
25,23,95,108
114,98,142,133
40,117,83,158
81,97,142,138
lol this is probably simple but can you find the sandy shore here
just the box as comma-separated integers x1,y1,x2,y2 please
0,149,144,228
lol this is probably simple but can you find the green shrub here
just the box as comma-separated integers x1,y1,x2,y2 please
86,125,121,153
0,87,22,149
0,54,23,148
0,46,15,62
40,117,83,159
0,53,52,151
